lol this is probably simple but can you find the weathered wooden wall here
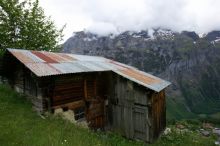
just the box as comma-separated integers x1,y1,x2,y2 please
42,72,109,129
2,52,45,113
107,74,150,141
2,51,18,85
83,73,107,129
13,67,46,113
14,64,24,93
3,52,25,93
107,74,166,142
53,75,84,107
151,90,166,140
24,72,47,113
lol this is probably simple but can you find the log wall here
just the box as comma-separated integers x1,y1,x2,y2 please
52,75,84,106
49,72,109,129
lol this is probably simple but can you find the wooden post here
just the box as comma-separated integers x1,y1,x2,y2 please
84,79,87,99
94,78,97,97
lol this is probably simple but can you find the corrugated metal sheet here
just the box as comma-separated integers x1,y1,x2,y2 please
78,62,110,71
42,51,76,63
31,51,58,63
120,69,160,84
10,49,45,63
108,60,136,70
7,48,171,92
26,63,61,76
58,53,76,62
26,51,46,63
113,69,170,92
68,54,107,62
10,51,35,63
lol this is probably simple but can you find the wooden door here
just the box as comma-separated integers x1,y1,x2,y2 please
84,75,107,129
86,99,105,129
133,105,149,141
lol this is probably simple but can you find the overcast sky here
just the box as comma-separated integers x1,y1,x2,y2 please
39,0,220,41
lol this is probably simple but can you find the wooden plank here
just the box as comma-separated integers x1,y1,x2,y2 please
52,100,85,110
150,90,166,141
133,105,149,141
94,78,97,97
124,106,133,139
84,79,87,99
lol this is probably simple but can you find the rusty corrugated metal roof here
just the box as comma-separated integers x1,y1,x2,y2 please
26,63,61,76
7,48,170,92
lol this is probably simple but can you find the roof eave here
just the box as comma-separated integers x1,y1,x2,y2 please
113,70,171,92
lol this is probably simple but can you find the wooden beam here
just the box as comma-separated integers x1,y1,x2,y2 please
94,78,97,97
84,79,87,99
52,100,85,110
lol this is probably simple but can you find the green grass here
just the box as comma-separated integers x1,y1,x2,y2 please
0,85,144,146
166,97,196,120
0,84,218,146
210,112,220,121
198,112,220,125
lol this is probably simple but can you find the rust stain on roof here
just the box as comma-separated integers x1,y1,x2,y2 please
59,53,76,62
31,51,58,63
120,69,161,85
108,60,130,70
11,51,34,63
43,52,74,63
26,63,62,76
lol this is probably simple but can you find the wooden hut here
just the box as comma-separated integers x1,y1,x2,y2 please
1,48,170,142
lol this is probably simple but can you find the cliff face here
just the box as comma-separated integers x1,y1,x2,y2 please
62,30,220,119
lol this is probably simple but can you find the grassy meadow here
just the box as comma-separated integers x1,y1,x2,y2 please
0,84,218,146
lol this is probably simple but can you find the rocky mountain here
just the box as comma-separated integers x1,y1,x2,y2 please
62,29,220,120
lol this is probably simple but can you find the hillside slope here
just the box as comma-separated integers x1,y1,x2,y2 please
62,30,220,119
0,84,218,146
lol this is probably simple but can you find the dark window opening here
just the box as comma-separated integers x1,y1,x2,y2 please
110,98,118,105
63,107,68,111
74,107,85,121
134,103,146,107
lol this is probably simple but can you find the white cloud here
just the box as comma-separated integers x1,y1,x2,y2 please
39,0,92,41
39,0,220,40
87,22,119,36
